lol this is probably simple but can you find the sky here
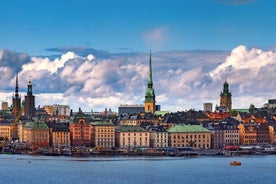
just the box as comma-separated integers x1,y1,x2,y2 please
0,0,276,112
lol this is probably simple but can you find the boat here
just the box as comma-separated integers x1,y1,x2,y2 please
230,161,241,166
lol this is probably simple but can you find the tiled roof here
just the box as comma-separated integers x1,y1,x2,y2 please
168,125,210,133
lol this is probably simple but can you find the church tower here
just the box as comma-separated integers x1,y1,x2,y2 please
12,71,21,117
220,80,232,111
24,77,35,119
144,52,156,113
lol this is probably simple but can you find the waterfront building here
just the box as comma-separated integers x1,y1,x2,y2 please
144,52,156,113
92,121,115,150
168,125,211,149
148,125,168,148
24,78,35,119
47,122,71,149
224,125,239,146
69,109,92,147
268,126,275,143
0,120,11,140
115,126,149,149
256,124,270,144
238,123,257,145
210,125,224,149
220,80,232,111
23,120,49,148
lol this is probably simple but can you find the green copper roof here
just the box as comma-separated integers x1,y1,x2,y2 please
24,120,49,130
145,52,155,102
168,125,210,133
92,121,114,126
117,126,147,132
221,80,232,97
155,110,171,116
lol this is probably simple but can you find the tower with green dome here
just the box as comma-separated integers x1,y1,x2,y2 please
220,80,232,111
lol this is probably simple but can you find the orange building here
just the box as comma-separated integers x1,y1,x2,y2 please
238,123,257,145
69,110,92,147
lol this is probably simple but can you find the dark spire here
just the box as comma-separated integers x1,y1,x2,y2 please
148,50,153,89
15,69,19,99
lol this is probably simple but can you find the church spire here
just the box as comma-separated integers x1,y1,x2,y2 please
148,50,153,89
144,51,156,113
15,69,19,99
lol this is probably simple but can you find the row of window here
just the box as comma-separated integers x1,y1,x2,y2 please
173,135,207,139
122,133,148,136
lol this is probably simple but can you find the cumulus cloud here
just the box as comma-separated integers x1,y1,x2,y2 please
1,46,276,112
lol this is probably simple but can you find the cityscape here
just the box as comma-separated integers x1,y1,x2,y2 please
1,1,276,183
0,51,276,157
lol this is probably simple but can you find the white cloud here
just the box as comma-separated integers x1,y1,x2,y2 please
22,52,78,74
2,46,276,112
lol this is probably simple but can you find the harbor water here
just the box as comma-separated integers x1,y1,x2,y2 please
0,154,275,184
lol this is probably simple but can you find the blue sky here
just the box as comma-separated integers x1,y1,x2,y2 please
1,0,276,112
0,0,275,55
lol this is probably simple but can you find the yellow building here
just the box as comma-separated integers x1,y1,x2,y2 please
0,121,11,140
238,123,257,145
115,126,149,149
168,125,211,149
49,123,71,149
23,120,49,148
92,121,115,150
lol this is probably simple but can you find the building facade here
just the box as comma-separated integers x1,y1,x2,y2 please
115,126,149,149
0,121,11,140
92,121,115,150
168,125,211,149
23,120,49,148
148,125,168,148
69,110,92,147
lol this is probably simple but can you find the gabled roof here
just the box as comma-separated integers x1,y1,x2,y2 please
168,125,210,133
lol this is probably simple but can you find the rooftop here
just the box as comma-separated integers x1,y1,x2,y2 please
168,125,210,133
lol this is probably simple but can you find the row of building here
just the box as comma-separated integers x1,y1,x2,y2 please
1,108,276,151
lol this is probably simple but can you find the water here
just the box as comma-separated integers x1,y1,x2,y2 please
0,154,275,184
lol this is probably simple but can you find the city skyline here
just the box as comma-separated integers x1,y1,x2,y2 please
0,0,276,112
